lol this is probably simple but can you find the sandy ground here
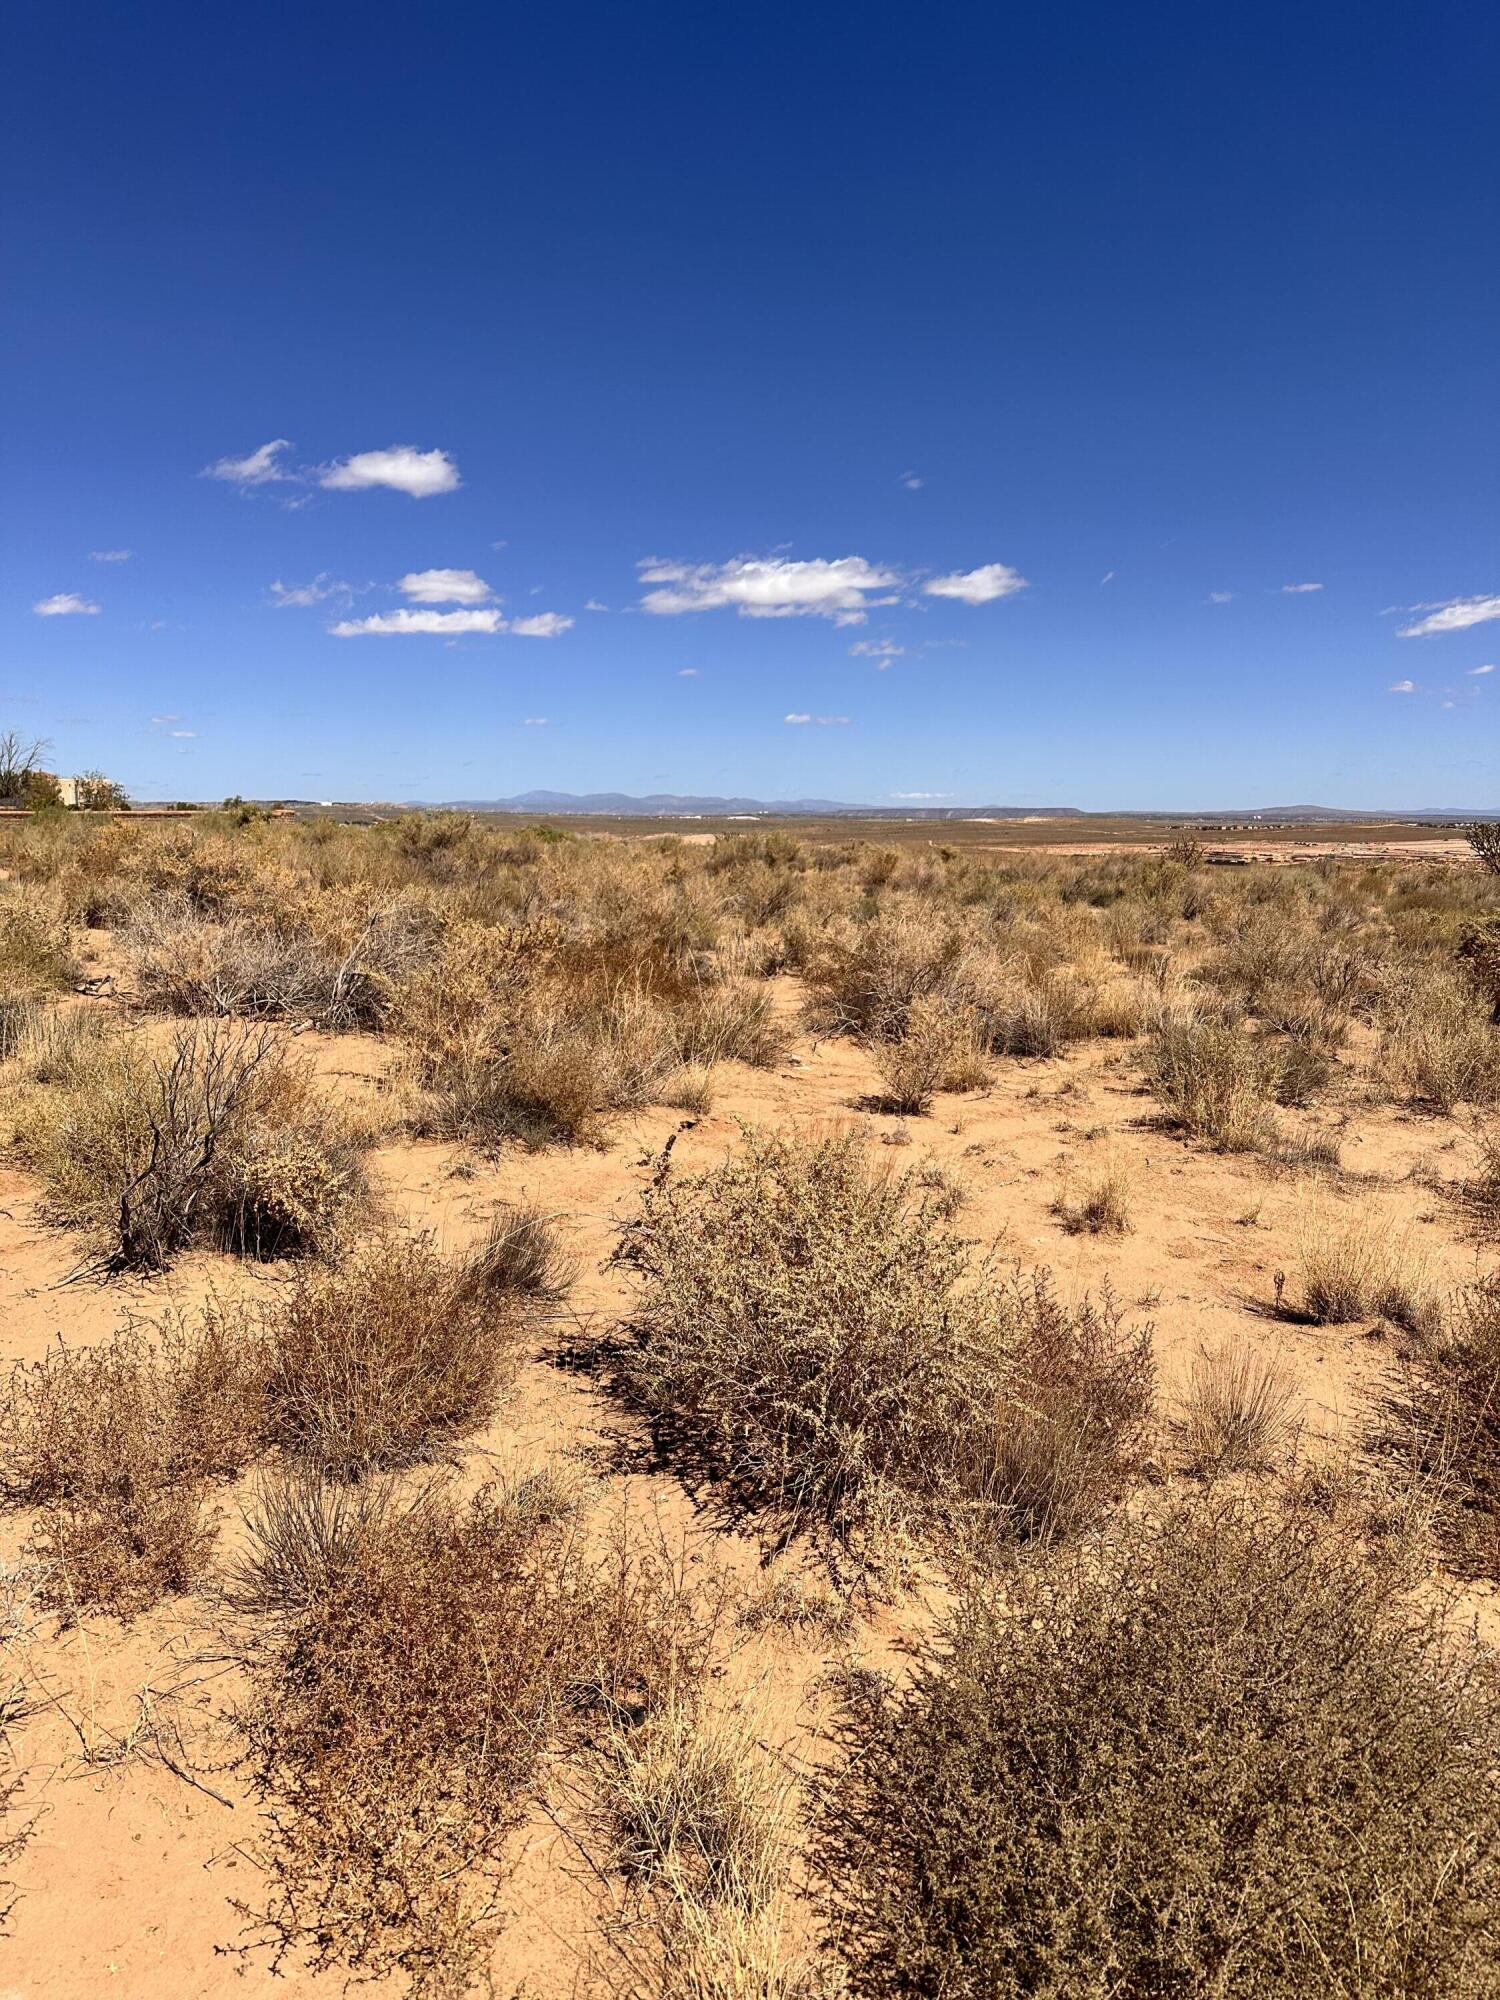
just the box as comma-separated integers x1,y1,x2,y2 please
2,968,1497,1997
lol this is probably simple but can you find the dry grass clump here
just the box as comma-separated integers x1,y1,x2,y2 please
0,1305,264,1615
227,1470,710,1997
0,891,75,997
125,894,435,1031
814,1495,1500,1999
1141,1013,1275,1150
869,994,988,1114
1171,1339,1302,1475
261,1231,533,1477
1376,972,1500,1111
1052,1153,1132,1235
586,1687,825,2000
2,1018,368,1270
610,1130,1153,1552
1376,1276,1500,1580
1293,1211,1441,1335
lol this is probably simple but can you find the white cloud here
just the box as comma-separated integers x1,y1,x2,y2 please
90,549,131,563
1208,590,1234,604
784,713,811,725
33,591,100,617
1442,699,1457,710
815,715,851,726
900,471,924,490
522,717,548,726
1399,594,1500,638
1468,664,1496,676
892,790,952,799
204,438,293,485
677,667,701,677
923,561,1027,605
169,729,196,739
331,608,504,637
1281,581,1324,594
151,713,179,725
849,638,906,665
1100,570,1116,585
320,446,460,499
270,573,349,608
510,612,573,638
585,599,609,612
1389,679,1416,693
640,555,900,625
398,567,494,605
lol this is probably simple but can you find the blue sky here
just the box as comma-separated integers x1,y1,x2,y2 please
4,0,1498,808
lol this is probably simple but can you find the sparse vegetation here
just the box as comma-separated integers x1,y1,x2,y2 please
1171,1339,1302,1474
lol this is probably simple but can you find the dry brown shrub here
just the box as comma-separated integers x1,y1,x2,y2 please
1294,1210,1441,1335
226,1470,713,1996
1375,1276,1500,1580
815,1494,1500,1999
0,1304,265,1616
870,995,988,1114
1376,972,1500,1111
0,891,75,997
610,1130,1152,1553
1052,1154,1132,1235
261,1231,530,1477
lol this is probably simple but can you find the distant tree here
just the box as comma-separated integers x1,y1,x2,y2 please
21,769,63,809
1465,822,1500,876
73,770,130,811
0,731,52,804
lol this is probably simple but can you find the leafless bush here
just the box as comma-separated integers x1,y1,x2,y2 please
1171,1340,1302,1475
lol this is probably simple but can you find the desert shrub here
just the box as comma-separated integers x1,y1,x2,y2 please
1377,1276,1500,1580
0,892,74,997
126,894,435,1030
799,910,968,1039
261,1232,530,1477
3,1020,368,1271
610,1131,1152,1550
1142,1013,1275,1149
227,1469,709,1996
870,995,988,1114
1376,972,1500,1111
1171,1339,1301,1475
815,1495,1500,1999
0,1304,264,1615
1294,1213,1440,1335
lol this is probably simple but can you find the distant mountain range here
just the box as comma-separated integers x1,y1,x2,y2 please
412,790,1485,822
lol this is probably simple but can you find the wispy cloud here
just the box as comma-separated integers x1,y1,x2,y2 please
677,667,701,677
169,729,196,739
270,573,350,608
784,713,811,725
784,712,849,726
1281,581,1323,594
848,638,906,666
640,555,900,626
1399,594,1500,638
1469,663,1496,676
899,470,924,490
33,591,100,617
331,608,504,637
1389,679,1416,694
150,713,179,725
203,438,293,485
1208,590,1234,604
1100,570,1116,585
90,549,132,563
398,567,493,605
522,717,548,726
321,446,459,498
510,612,574,638
584,598,609,612
923,561,1027,605
892,790,952,799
